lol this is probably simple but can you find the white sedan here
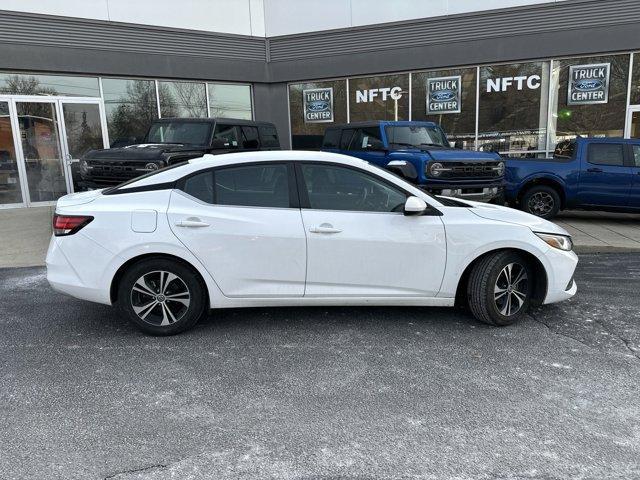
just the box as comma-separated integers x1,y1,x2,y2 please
46,151,577,335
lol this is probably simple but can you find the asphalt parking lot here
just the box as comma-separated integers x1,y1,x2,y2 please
1,254,639,480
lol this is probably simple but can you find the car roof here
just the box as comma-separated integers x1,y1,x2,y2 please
154,118,275,127
326,120,438,129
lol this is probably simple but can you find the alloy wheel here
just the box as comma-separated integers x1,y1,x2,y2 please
130,270,191,326
527,192,554,216
494,262,528,317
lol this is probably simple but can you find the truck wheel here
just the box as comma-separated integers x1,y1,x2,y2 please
521,186,560,219
467,251,532,327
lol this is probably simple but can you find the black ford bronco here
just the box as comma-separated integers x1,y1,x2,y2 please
79,118,280,188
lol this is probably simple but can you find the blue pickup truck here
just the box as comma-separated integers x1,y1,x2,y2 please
506,137,640,219
322,121,505,202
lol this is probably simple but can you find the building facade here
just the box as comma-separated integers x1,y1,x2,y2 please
1,0,640,209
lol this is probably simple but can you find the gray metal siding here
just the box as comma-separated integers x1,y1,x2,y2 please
0,10,266,62
268,0,640,62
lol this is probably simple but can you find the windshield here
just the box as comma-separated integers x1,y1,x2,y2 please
385,125,448,149
146,122,211,146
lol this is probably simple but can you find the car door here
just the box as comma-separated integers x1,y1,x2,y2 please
344,127,389,168
296,162,446,297
628,144,640,208
168,162,306,297
577,142,633,207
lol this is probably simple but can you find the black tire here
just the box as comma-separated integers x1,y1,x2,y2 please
467,251,532,326
117,258,208,335
521,185,561,219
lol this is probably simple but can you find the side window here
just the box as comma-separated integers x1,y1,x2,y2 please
300,164,407,213
632,145,640,167
240,126,259,149
213,124,239,148
339,129,355,150
214,164,289,208
259,126,279,148
350,127,384,151
322,128,340,148
588,143,624,166
182,171,214,203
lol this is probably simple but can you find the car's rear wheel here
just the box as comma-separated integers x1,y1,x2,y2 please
117,258,207,335
467,251,532,326
521,185,560,219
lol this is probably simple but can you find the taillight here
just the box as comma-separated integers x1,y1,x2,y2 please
52,214,94,236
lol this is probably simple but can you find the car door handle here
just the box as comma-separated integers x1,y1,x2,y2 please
587,167,603,173
175,219,210,228
309,224,342,234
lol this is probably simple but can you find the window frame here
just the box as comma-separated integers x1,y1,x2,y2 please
293,161,413,214
587,142,627,167
176,161,299,209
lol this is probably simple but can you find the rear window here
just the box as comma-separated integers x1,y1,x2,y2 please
553,140,576,159
322,128,340,148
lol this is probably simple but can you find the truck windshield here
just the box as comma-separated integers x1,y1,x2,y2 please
146,122,211,146
385,125,448,149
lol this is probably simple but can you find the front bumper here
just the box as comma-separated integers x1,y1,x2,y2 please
419,183,504,203
542,247,578,305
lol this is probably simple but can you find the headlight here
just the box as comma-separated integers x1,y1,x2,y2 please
429,162,446,177
535,232,573,251
495,161,505,176
80,160,90,174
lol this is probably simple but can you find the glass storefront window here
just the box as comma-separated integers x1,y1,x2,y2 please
101,78,158,146
412,68,477,149
0,101,23,204
0,73,100,97
208,84,252,120
158,81,207,118
478,61,549,156
550,54,630,146
289,79,348,149
348,73,409,123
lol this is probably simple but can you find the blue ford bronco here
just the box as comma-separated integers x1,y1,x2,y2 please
505,137,640,219
321,121,505,202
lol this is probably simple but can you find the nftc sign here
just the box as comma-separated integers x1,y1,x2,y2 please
486,75,541,92
355,87,403,103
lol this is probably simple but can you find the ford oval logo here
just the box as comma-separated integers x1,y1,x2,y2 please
573,80,604,92
307,101,329,112
431,90,456,102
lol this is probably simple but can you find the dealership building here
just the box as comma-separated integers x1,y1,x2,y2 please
0,0,640,220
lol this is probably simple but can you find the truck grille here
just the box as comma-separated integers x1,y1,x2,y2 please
86,162,149,185
428,161,503,180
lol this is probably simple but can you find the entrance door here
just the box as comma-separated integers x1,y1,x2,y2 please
625,106,640,139
4,96,109,205
58,100,108,192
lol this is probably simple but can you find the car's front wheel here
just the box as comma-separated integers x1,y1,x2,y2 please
467,251,532,326
117,258,207,335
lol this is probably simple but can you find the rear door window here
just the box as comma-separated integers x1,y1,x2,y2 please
214,164,290,208
213,124,239,148
322,128,340,148
349,127,384,151
339,129,355,150
588,143,624,166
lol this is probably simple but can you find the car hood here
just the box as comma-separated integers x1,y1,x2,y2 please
83,143,202,162
441,197,569,235
426,149,501,162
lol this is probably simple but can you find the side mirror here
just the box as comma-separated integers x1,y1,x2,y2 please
387,160,418,181
210,138,231,149
404,196,428,216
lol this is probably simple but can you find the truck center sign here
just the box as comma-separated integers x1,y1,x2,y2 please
426,76,461,114
567,63,610,105
303,87,334,123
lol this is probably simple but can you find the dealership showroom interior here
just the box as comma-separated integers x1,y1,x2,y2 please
2,0,640,479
